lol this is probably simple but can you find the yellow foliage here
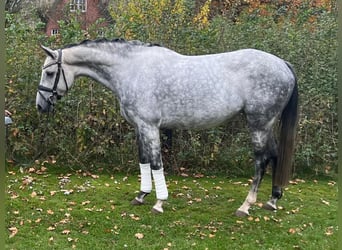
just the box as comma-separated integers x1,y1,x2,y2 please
193,0,212,28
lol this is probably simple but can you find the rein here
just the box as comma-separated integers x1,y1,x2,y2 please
38,49,69,105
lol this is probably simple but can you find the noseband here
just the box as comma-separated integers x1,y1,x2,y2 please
38,49,69,106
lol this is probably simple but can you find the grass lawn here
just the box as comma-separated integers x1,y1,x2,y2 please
5,164,337,250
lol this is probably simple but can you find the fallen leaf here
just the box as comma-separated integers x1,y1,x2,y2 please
62,229,71,235
194,173,204,178
10,192,19,199
325,226,334,236
28,167,36,173
31,191,37,198
321,199,330,206
328,181,336,186
129,214,140,221
9,227,18,238
209,233,215,238
135,233,144,239
47,209,54,215
82,200,91,206
263,216,270,221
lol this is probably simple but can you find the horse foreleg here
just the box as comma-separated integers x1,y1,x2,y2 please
131,163,152,205
151,168,168,213
132,124,168,213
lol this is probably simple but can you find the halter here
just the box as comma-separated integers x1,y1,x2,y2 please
37,49,69,106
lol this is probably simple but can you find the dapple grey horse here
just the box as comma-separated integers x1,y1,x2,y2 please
36,39,298,216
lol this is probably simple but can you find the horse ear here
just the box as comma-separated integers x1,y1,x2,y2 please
41,45,58,59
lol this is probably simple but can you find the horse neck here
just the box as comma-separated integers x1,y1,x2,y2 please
63,46,121,93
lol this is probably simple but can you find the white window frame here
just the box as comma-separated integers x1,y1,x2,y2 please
70,0,87,13
51,29,59,36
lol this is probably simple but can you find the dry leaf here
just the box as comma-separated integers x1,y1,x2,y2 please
325,226,334,236
321,199,330,206
263,216,270,221
129,214,141,221
10,192,19,199
135,233,144,239
82,200,91,206
28,167,36,173
31,191,37,198
9,227,18,238
62,229,71,235
47,209,54,215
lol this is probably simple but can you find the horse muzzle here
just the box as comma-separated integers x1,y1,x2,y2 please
36,91,55,113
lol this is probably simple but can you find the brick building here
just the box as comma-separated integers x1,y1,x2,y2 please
40,0,113,36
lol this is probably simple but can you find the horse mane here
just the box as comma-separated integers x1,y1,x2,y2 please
62,38,161,49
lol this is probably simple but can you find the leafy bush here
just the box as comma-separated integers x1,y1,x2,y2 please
5,1,337,177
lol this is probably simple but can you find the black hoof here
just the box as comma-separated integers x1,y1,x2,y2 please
151,207,163,214
235,210,249,217
262,202,277,211
131,198,144,206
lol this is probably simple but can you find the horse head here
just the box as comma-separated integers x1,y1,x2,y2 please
36,45,73,113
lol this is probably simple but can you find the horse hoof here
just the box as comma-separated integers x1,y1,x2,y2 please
235,210,249,217
131,198,144,206
262,202,277,211
151,207,163,214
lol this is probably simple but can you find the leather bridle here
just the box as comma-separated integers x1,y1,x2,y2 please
37,49,69,106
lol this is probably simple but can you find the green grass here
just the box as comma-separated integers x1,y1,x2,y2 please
5,165,337,250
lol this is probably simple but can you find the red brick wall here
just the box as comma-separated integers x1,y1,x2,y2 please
45,0,107,36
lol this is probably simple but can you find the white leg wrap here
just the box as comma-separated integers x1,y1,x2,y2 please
140,163,152,193
152,168,168,200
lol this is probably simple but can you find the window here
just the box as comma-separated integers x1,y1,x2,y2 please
70,0,87,13
51,29,59,36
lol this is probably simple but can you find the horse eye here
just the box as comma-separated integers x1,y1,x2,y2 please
46,71,54,77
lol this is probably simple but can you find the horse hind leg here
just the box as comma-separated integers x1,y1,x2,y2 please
236,128,271,217
262,136,283,211
236,150,268,216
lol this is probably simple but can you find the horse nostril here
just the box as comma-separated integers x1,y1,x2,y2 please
37,104,43,112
